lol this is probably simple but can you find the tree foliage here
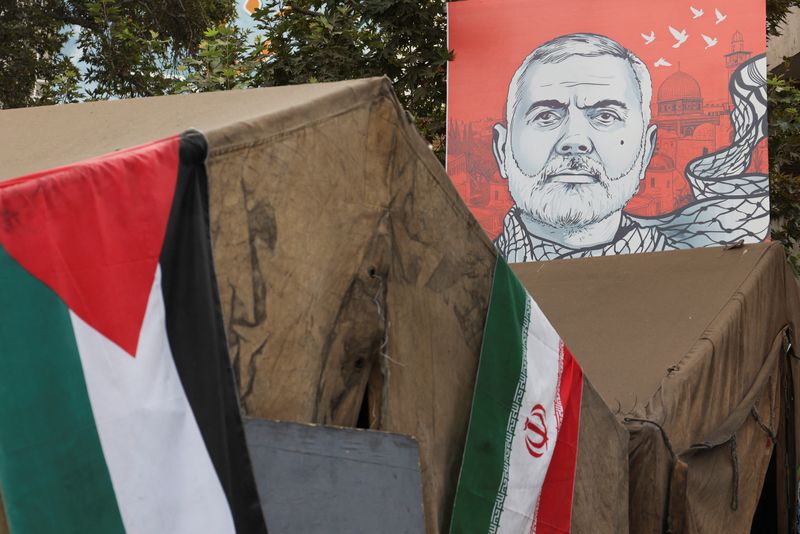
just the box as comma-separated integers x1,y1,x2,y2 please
0,0,234,107
767,0,800,36
0,1,71,108
2,0,449,149
768,76,800,271
767,1,800,269
174,24,265,93
250,0,449,150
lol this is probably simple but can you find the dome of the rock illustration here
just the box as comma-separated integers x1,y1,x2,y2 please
657,70,702,103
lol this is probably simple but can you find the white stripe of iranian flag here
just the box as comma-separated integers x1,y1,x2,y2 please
495,295,563,534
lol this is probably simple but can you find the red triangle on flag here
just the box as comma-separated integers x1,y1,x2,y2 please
0,137,180,356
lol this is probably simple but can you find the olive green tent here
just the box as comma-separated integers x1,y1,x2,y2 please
4,76,799,534
516,243,800,533
0,79,628,533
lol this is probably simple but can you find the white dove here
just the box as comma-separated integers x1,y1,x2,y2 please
668,26,689,48
690,6,704,18
641,31,656,44
701,34,718,49
654,58,672,68
715,8,727,24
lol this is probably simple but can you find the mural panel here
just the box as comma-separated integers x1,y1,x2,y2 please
447,0,768,261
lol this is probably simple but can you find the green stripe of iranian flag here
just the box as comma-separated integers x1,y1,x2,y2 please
0,246,235,533
451,258,582,534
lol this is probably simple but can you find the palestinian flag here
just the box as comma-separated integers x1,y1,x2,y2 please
0,132,268,534
450,259,583,533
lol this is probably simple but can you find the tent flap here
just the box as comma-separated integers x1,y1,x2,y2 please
203,78,498,533
632,244,800,533
201,78,627,533
516,242,800,532
667,327,786,532
571,379,630,533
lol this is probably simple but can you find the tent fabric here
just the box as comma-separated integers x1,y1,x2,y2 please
0,79,366,183
204,78,489,531
572,379,630,533
2,77,797,533
0,78,626,534
202,78,497,532
198,78,628,532
515,243,800,533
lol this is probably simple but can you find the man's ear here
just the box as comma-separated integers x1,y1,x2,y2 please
492,123,509,179
641,124,658,179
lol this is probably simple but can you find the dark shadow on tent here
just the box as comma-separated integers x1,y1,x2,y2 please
751,448,777,533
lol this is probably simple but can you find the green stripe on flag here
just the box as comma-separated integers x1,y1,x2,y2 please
0,246,125,534
450,257,530,533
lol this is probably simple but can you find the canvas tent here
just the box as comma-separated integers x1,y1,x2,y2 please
3,76,796,533
0,78,628,533
515,243,800,533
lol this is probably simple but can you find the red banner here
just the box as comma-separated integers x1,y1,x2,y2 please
448,0,768,262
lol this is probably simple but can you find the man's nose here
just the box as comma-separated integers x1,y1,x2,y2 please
555,113,594,156
555,133,593,156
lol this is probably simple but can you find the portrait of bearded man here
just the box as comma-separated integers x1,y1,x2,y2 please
492,33,769,262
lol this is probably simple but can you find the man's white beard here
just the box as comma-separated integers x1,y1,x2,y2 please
505,140,646,230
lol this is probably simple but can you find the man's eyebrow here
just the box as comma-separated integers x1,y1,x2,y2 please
524,100,568,116
559,81,611,87
577,99,628,110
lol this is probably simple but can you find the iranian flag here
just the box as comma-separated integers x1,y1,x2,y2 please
451,259,583,533
0,133,267,534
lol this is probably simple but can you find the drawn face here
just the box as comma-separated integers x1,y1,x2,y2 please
494,55,656,229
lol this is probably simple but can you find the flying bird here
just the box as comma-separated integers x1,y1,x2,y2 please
701,34,718,49
690,6,704,18
641,31,656,44
715,8,727,24
654,58,672,68
668,26,689,48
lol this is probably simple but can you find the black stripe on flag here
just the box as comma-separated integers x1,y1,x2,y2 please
159,130,268,533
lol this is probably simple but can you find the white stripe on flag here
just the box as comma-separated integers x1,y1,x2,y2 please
495,295,562,534
70,267,236,534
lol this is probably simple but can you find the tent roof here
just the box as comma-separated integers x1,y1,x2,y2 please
517,240,800,532
0,78,382,182
513,243,775,411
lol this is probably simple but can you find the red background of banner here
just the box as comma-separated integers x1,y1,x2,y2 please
447,0,767,239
